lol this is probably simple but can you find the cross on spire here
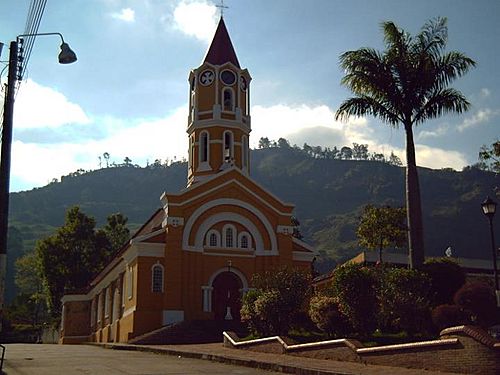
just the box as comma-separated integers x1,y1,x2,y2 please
216,0,228,18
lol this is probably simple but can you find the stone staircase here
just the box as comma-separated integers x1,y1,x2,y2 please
129,320,248,345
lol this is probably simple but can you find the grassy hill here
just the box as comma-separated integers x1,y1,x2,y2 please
6,147,499,299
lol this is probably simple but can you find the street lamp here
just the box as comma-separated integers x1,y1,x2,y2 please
0,32,77,331
481,196,499,306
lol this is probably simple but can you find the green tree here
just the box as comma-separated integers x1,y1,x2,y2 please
308,295,350,337
453,282,499,328
330,263,377,336
277,137,291,148
101,213,130,253
377,267,432,335
340,146,353,160
35,207,112,316
12,252,48,326
240,267,311,336
478,139,500,173
103,152,110,167
357,205,406,263
388,151,403,166
258,137,271,149
335,18,475,269
422,258,465,307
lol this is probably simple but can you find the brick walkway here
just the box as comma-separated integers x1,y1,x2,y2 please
97,342,462,375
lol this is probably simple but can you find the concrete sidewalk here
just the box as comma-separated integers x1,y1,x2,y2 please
95,342,461,375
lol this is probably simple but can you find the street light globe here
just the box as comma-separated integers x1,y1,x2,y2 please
481,196,497,217
58,42,77,64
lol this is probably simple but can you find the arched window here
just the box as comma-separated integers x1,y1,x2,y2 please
238,232,252,249
199,131,209,163
222,88,235,111
223,224,236,248
188,136,193,170
241,135,248,170
223,131,234,162
151,263,164,293
104,287,111,318
206,229,220,247
90,299,96,327
127,266,133,300
97,293,103,323
112,288,121,321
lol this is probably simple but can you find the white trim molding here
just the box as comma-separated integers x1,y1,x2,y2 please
292,251,316,262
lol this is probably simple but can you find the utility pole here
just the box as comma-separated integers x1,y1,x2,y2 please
0,40,18,332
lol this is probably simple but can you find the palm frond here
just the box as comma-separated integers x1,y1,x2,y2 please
335,96,401,126
413,88,471,124
433,51,476,89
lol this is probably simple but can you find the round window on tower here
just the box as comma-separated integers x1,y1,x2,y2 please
221,70,236,85
199,69,215,86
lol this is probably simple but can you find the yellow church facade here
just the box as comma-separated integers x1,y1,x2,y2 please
60,18,315,344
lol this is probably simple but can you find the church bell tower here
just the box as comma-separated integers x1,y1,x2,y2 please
187,17,251,186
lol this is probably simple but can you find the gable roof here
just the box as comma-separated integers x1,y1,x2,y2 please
203,17,240,68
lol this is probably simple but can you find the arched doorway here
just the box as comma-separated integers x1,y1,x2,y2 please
212,271,243,321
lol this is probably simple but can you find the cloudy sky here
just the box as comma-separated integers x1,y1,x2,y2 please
1,0,499,192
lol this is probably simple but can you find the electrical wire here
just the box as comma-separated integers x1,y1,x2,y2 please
18,0,47,82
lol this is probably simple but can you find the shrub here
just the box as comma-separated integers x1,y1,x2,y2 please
431,304,467,331
377,267,432,336
240,267,311,336
330,263,377,336
454,282,499,327
308,295,350,337
422,259,466,307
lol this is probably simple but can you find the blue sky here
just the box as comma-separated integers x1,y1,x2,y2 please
1,0,499,191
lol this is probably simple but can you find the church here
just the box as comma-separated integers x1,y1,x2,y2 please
60,17,315,344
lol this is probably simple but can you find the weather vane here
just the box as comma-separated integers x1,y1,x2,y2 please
216,0,228,18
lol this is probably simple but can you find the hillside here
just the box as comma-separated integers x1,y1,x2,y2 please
6,147,499,299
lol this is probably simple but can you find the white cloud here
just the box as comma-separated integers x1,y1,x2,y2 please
173,0,217,43
417,124,449,140
111,8,135,22
14,79,90,129
458,108,499,132
480,88,491,98
11,106,188,190
414,145,468,170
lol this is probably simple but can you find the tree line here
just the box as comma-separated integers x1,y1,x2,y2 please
257,137,403,166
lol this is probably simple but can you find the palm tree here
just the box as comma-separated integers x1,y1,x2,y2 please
335,18,475,269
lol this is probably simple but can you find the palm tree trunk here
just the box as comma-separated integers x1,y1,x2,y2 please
404,124,425,269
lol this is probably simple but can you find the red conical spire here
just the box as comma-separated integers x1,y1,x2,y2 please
203,17,240,68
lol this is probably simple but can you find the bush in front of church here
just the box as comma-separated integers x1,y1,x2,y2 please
240,268,311,337
308,295,351,338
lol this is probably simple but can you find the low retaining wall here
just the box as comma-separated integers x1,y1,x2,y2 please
223,325,500,375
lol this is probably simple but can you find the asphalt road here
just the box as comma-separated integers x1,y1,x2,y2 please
1,344,280,375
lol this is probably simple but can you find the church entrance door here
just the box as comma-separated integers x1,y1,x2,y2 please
212,271,242,321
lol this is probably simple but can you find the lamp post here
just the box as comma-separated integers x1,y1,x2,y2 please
481,196,499,306
0,32,77,331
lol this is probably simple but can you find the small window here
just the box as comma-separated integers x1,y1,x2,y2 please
104,287,111,318
238,232,252,249
200,131,209,163
97,293,103,322
242,135,248,170
206,230,220,247
127,266,133,300
223,225,236,248
222,88,234,111
241,235,248,248
223,131,234,162
152,264,164,293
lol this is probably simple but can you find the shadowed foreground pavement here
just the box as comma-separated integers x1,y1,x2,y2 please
2,344,280,375
2,343,462,375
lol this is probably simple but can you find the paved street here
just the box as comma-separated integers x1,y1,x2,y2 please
2,344,280,375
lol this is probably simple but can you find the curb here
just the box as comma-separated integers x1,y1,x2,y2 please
90,342,353,375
